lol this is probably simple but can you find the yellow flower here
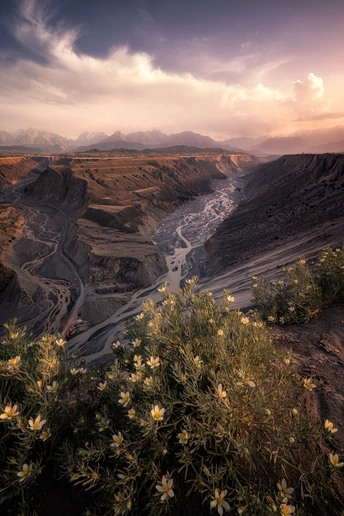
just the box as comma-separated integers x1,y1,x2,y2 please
284,358,291,365
7,356,21,368
55,338,66,347
217,384,227,400
324,420,338,433
134,354,142,363
10,332,19,339
151,404,165,421
268,316,275,323
17,463,33,482
111,432,123,447
118,392,130,407
217,329,224,336
132,339,141,348
28,414,47,431
227,295,234,303
329,453,344,467
303,378,316,391
280,503,295,515
97,381,107,391
135,361,145,372
47,381,58,393
135,312,144,321
70,368,79,375
156,475,174,501
277,478,294,499
144,376,153,388
40,428,51,441
37,380,43,389
112,340,121,349
147,356,160,368
130,372,142,382
158,286,167,294
127,408,135,419
291,408,298,416
0,404,19,420
177,429,189,444
210,489,230,515
241,317,249,325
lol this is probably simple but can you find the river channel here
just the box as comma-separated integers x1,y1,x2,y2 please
68,175,246,363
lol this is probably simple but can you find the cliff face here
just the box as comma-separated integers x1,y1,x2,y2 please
0,205,24,294
0,157,40,192
205,153,344,274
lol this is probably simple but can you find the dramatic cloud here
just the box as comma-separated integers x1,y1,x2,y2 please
292,73,329,115
0,0,342,139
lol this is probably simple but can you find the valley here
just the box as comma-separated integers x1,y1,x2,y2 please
0,150,256,348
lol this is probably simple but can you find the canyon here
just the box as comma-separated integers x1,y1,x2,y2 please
0,149,258,341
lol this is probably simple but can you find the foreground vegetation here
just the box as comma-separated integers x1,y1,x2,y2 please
252,246,344,325
0,276,343,515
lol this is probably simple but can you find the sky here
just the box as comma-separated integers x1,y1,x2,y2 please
0,0,344,140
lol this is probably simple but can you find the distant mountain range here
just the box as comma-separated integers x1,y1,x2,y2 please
1,126,344,155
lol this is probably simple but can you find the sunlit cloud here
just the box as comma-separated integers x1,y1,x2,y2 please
0,0,341,139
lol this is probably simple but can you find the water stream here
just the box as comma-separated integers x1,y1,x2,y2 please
68,175,246,363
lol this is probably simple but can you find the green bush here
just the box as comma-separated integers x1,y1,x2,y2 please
1,281,343,515
252,247,344,325
62,280,343,515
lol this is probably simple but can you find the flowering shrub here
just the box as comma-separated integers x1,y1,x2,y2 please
1,281,343,514
62,280,343,515
252,247,344,324
0,321,96,513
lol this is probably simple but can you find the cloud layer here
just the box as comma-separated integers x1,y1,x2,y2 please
0,0,342,138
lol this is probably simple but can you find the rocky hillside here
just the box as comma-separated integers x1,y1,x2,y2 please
205,153,344,274
0,157,41,191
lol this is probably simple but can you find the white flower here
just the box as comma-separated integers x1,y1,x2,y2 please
193,355,203,367
28,414,46,431
111,432,123,447
129,372,142,382
112,340,121,349
151,404,165,421
70,368,79,375
217,384,227,400
97,381,107,391
47,381,58,393
127,408,135,419
135,313,144,321
291,408,298,416
210,489,230,515
156,475,174,501
217,329,224,336
324,419,338,433
177,429,189,444
329,453,344,467
277,478,294,499
158,285,167,294
118,392,130,407
0,404,19,420
55,338,66,347
133,354,142,363
237,371,256,388
144,376,153,388
17,463,33,482
303,378,316,391
132,339,141,348
147,356,160,368
135,361,145,372
227,295,234,303
241,317,249,325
